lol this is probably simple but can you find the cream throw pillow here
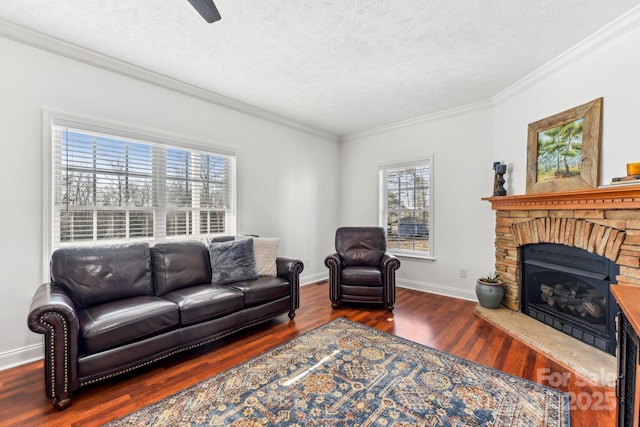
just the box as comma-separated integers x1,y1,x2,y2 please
252,237,279,276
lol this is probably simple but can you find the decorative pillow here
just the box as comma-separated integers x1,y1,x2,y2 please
208,235,235,243
252,237,279,276
208,239,258,285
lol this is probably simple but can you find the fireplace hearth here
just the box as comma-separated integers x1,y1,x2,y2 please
522,243,618,355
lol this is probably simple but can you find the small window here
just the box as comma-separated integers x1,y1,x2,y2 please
47,113,236,251
379,157,433,258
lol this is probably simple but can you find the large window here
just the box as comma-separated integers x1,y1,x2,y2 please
46,113,236,251
379,157,433,258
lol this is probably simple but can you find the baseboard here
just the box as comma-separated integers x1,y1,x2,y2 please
300,274,477,301
398,279,476,302
0,343,42,371
300,272,328,286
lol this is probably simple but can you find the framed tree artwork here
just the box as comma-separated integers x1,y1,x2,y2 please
526,98,603,194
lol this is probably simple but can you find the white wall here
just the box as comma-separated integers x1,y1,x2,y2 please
493,12,640,194
339,106,497,300
0,36,339,368
337,8,640,304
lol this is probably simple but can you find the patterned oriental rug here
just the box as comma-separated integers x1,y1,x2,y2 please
107,318,570,426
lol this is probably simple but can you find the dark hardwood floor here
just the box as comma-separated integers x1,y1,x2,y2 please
0,282,615,426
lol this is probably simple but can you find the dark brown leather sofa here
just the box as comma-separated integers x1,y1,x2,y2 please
28,240,303,410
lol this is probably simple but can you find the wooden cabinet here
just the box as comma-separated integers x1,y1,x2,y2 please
612,285,640,427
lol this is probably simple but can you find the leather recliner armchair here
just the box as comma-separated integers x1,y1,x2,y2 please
325,227,400,311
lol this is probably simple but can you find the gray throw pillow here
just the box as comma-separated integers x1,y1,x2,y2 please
208,238,258,285
208,235,235,243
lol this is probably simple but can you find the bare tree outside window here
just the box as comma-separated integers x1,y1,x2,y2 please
52,121,236,248
380,158,433,258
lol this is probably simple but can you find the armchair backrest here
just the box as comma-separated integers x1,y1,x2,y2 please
335,227,386,267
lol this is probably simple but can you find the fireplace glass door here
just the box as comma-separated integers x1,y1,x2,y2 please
522,244,618,355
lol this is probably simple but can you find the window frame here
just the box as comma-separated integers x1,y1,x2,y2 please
378,156,434,260
42,110,237,277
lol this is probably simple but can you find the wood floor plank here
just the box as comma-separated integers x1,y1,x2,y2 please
0,282,615,426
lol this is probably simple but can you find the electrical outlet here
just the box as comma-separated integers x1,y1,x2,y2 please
459,268,467,278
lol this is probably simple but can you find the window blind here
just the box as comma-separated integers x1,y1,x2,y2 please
51,121,236,249
379,158,432,258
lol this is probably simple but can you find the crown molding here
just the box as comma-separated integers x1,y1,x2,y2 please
493,5,640,104
340,99,493,142
0,18,338,142
340,5,640,143
4,3,639,145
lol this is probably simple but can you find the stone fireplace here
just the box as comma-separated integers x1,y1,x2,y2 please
483,186,640,354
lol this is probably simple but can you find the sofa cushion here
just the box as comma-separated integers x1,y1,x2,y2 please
208,239,258,285
151,241,212,296
50,243,153,310
78,296,179,354
231,277,290,306
162,285,245,325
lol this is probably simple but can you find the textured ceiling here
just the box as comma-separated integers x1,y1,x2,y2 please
0,1,638,137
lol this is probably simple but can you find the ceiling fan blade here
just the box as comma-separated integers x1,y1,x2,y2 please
187,0,221,23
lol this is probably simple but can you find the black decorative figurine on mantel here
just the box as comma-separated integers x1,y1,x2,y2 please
493,161,507,196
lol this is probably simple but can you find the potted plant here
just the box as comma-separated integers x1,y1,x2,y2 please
475,272,504,309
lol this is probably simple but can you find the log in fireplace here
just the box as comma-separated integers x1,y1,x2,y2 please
521,243,618,355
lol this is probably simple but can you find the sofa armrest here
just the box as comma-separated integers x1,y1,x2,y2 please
27,283,80,409
381,253,401,308
276,257,304,318
324,254,342,305
382,253,401,273
324,253,342,271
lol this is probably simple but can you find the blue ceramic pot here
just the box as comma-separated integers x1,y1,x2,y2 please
475,280,504,309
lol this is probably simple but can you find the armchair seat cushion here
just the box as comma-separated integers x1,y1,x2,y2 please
163,285,245,325
231,277,290,306
341,285,383,300
78,296,179,354
341,266,383,286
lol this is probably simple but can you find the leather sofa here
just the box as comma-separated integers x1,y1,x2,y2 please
28,240,303,410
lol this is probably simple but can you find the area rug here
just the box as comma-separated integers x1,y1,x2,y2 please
107,318,570,426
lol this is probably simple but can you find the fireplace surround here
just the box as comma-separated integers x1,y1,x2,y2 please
483,185,640,354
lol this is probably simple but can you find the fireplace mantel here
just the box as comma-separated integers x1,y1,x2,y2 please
482,184,640,211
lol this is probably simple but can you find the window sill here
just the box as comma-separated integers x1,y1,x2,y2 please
391,253,436,262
